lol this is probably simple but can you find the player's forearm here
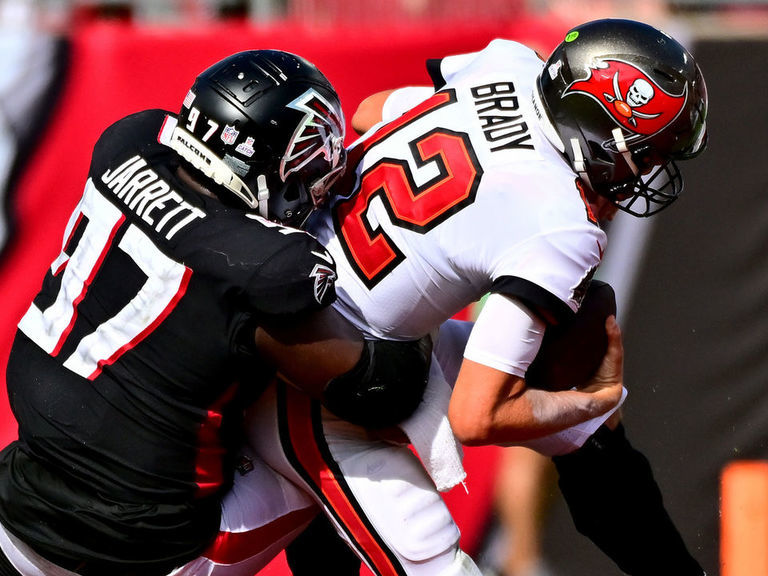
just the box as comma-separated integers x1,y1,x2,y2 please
255,307,365,398
515,385,622,439
452,384,621,446
256,308,432,428
450,343,624,446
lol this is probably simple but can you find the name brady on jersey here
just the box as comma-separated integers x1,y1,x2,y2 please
471,81,534,152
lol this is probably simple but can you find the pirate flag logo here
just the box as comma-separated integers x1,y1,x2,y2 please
564,59,687,137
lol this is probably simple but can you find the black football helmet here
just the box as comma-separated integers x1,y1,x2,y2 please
167,49,346,227
534,19,708,216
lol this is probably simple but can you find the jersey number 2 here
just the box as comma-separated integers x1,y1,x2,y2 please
334,90,482,288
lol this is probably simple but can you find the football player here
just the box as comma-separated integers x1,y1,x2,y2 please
0,50,434,576
182,18,709,576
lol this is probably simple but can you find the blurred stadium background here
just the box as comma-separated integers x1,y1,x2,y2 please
1,1,768,575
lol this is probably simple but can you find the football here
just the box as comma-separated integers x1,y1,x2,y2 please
525,280,617,391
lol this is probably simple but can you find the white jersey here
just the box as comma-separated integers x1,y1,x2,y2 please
310,39,606,340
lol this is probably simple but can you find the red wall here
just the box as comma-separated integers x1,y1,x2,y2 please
0,17,569,573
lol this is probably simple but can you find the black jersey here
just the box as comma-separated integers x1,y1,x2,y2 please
0,109,337,571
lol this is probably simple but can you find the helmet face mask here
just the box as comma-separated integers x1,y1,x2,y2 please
168,50,346,227
535,18,708,217
605,159,683,217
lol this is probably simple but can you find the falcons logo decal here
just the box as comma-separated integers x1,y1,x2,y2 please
564,59,687,137
280,89,345,182
309,250,337,304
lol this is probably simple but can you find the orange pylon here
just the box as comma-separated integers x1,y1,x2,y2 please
721,460,768,576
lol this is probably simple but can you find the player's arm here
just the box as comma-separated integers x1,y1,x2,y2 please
255,307,431,428
448,294,624,446
351,86,435,135
351,89,398,134
254,306,363,394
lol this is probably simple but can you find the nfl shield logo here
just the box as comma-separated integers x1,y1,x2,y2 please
221,125,240,145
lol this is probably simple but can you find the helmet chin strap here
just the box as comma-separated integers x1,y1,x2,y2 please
611,128,639,176
570,138,595,192
256,174,269,219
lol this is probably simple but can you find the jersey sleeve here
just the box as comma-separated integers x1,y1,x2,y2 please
488,223,604,325
463,293,546,377
246,233,338,316
427,39,538,89
381,87,436,122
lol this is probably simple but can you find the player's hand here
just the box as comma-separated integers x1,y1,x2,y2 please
578,316,624,409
